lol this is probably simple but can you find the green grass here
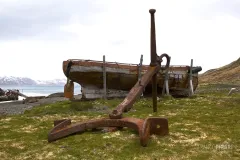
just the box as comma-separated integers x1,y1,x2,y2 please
0,89,239,160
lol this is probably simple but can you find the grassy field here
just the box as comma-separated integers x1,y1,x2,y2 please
0,86,239,160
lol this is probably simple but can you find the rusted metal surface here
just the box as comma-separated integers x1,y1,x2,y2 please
48,9,171,147
64,80,74,99
48,117,169,147
109,56,170,119
109,66,160,119
149,9,158,112
150,9,157,67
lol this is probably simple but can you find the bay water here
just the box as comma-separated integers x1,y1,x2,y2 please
0,84,81,100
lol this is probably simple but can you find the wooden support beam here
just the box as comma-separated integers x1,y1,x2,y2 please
189,59,194,96
138,55,144,97
138,54,143,81
103,55,107,100
162,57,171,96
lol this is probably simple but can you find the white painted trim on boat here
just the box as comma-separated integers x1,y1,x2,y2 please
70,66,130,74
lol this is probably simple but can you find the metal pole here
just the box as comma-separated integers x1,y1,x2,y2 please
149,9,157,112
103,55,107,100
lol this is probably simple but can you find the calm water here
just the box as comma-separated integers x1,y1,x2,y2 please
0,84,81,97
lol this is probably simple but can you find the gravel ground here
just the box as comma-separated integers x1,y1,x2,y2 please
0,97,68,115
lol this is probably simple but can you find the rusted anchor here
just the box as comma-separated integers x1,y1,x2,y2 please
48,9,170,147
48,117,169,147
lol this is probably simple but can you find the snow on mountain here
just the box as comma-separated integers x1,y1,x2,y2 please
0,76,36,85
0,76,66,86
35,79,66,85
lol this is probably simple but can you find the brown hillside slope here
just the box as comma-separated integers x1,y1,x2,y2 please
199,57,240,84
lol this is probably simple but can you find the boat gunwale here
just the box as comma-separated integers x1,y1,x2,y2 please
63,60,199,71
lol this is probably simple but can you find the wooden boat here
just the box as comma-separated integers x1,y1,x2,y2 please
62,59,202,99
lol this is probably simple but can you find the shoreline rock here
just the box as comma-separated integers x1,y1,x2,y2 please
0,96,68,116
0,92,84,116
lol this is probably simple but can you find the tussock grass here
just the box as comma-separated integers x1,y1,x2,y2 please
0,88,239,160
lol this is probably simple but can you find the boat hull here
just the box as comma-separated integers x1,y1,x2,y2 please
63,60,201,98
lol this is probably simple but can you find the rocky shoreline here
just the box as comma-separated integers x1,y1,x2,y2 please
0,92,80,115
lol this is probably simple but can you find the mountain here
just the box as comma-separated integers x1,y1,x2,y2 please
0,76,66,86
199,57,240,84
35,79,66,85
0,76,36,85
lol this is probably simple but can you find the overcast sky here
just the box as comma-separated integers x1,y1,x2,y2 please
0,0,239,80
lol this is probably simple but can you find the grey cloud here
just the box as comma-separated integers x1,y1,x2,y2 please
0,0,105,41
191,0,240,20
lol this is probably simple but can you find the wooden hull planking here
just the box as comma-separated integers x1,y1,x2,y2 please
62,60,201,98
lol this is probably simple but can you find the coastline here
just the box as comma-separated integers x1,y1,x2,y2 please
0,93,82,115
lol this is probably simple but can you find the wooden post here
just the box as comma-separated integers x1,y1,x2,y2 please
138,55,144,97
228,88,238,96
189,59,194,96
162,57,171,96
138,55,143,81
103,55,107,100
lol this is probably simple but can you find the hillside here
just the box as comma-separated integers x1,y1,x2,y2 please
199,57,240,84
0,76,66,86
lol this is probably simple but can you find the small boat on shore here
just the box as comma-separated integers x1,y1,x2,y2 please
0,88,19,101
62,59,202,99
